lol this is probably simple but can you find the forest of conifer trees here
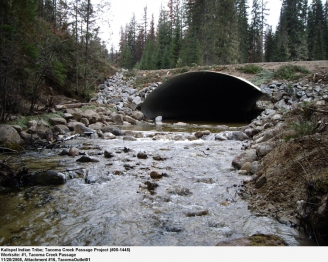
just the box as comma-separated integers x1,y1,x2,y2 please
1,0,328,120
118,0,328,69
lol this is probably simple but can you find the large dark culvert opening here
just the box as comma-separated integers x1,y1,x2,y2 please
141,71,264,123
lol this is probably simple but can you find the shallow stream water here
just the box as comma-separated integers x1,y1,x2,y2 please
0,124,311,246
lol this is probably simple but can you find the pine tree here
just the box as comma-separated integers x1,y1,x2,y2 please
235,0,250,63
308,0,326,60
156,7,172,69
249,0,263,62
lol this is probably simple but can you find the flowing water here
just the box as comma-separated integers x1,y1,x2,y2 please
0,125,311,246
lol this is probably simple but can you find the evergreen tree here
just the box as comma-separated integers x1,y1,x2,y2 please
308,0,326,60
264,26,275,62
249,0,263,62
235,0,250,63
156,7,172,69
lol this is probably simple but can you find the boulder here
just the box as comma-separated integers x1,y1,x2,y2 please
113,114,124,125
131,111,144,121
49,117,67,126
124,116,137,125
0,125,23,144
52,125,70,135
232,149,257,170
82,110,101,124
73,123,95,135
32,170,67,185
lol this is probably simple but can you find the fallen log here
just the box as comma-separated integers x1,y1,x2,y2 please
55,103,91,110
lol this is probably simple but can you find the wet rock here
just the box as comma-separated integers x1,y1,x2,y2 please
153,154,167,161
103,132,116,139
155,116,162,123
69,147,79,157
76,155,100,163
221,131,249,141
144,181,159,191
102,126,124,136
215,134,227,141
256,143,273,158
123,136,137,141
186,210,209,217
194,131,207,138
137,152,148,159
32,170,67,185
104,150,115,158
59,149,69,156
0,125,23,144
149,171,168,179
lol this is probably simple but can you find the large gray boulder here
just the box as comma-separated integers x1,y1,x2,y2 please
0,125,23,144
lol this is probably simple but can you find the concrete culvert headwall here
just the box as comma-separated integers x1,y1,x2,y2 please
141,71,264,122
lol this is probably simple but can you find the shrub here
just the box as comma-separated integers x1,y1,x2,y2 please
252,70,274,86
274,65,310,81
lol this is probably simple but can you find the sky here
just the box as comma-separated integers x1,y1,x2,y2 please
94,0,283,51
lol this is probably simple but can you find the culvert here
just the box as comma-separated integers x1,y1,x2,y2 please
141,71,264,122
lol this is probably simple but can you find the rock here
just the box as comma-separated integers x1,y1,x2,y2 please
59,149,69,156
240,162,251,173
88,122,106,130
144,180,159,192
153,155,167,161
103,132,116,139
155,116,162,123
149,171,167,179
232,149,257,170
73,123,95,135
113,114,124,125
131,111,144,121
255,176,267,189
249,161,260,174
130,96,142,110
215,134,228,141
256,143,273,158
76,155,100,163
221,131,249,141
137,152,148,159
0,125,23,144
194,131,204,139
32,170,67,185
69,147,79,157
173,122,188,126
49,117,67,126
123,136,137,141
82,110,101,124
80,117,89,126
52,125,70,135
124,116,137,125
104,150,115,158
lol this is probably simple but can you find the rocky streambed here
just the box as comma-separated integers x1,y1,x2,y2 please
1,69,328,245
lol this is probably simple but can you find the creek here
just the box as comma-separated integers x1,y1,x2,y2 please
0,123,311,246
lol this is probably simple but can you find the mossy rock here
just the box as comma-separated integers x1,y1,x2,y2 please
3,142,25,152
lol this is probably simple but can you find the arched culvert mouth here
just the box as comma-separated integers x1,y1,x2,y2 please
141,71,264,123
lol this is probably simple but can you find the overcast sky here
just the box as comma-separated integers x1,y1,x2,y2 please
94,0,283,51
